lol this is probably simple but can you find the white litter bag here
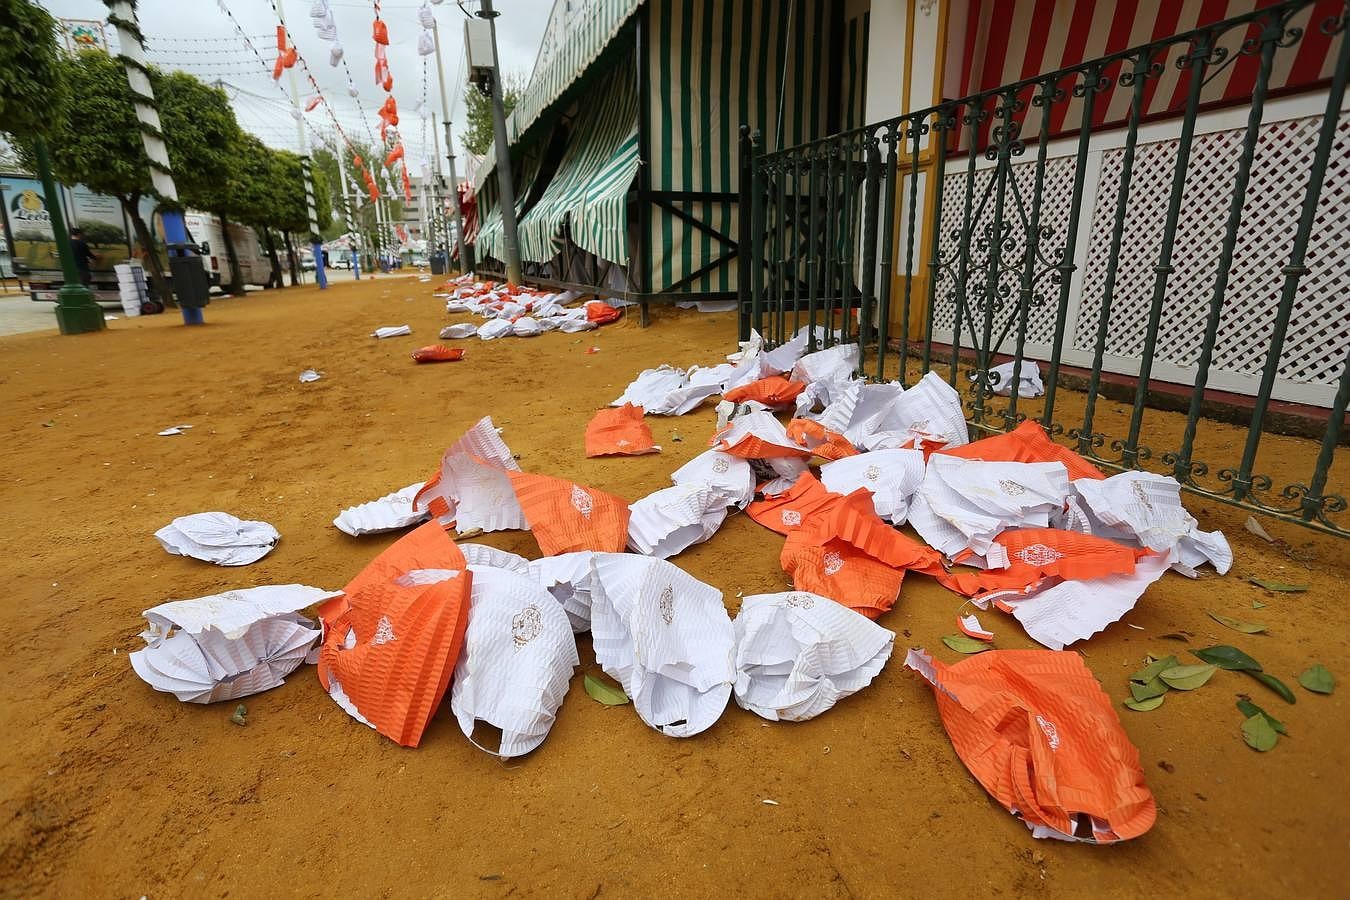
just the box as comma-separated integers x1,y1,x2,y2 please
732,592,894,721
589,553,735,737
333,483,428,536
155,512,280,566
512,316,543,337
819,449,926,524
791,342,860,386
477,319,513,340
130,584,336,703
1066,471,1232,576
451,567,579,757
670,449,756,509
1002,552,1173,650
858,371,969,451
528,551,596,633
989,360,1045,397
413,416,525,531
627,484,729,559
440,323,478,339
612,365,689,411
371,325,412,339
907,457,1071,557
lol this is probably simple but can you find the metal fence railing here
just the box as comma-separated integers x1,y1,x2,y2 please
739,0,1349,538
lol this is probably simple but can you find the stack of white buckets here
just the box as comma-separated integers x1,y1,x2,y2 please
114,262,147,316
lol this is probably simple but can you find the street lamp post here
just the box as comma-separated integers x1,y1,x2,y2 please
34,138,105,335
431,17,468,272
476,0,522,286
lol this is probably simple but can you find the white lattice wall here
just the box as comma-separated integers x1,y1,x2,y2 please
928,91,1349,407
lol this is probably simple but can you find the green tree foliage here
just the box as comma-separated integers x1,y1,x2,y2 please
156,71,241,213
459,74,524,156
0,0,67,140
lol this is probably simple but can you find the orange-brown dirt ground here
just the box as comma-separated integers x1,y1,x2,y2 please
1,275,1347,899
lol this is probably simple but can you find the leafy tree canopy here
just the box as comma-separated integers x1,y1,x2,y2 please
459,73,524,156
0,0,68,140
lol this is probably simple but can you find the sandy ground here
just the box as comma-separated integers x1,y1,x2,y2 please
1,275,1347,899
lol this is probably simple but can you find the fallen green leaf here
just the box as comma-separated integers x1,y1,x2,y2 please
1252,599,1266,610
1248,578,1308,593
1246,670,1296,705
1123,695,1165,712
1159,663,1219,691
230,703,247,726
942,634,992,654
1208,611,1267,635
583,673,630,706
1130,655,1179,684
1241,713,1278,751
1192,645,1263,672
1129,678,1169,702
1236,699,1287,735
41,420,54,428
1298,664,1336,695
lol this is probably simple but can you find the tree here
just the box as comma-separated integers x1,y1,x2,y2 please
156,71,245,291
11,49,180,303
228,134,286,288
460,74,524,156
0,0,67,140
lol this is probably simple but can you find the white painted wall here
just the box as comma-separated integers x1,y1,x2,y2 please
864,0,908,124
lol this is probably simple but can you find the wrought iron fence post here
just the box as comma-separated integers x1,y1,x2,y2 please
737,125,753,342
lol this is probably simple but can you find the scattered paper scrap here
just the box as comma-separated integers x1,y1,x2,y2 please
154,512,280,566
129,584,336,703
371,325,412,338
298,369,321,383
334,483,428,536
157,424,193,436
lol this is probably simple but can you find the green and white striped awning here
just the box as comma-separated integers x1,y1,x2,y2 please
474,0,643,192
475,152,541,263
517,60,639,264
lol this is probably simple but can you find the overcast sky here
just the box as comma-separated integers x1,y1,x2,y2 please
37,0,554,174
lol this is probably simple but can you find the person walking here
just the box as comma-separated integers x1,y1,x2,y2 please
70,228,97,285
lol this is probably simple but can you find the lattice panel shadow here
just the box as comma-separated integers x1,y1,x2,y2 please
1075,110,1349,393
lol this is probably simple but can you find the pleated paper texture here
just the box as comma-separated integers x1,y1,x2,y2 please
154,512,280,567
333,482,428,536
733,592,894,721
588,553,734,737
451,567,579,758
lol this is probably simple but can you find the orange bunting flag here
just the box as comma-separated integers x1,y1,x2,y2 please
384,144,404,168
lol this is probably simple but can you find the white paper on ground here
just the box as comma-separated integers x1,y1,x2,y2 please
674,299,738,313
527,551,596,632
299,369,322,383
791,343,860,387
512,316,542,337
754,456,811,496
670,449,756,509
644,382,722,416
371,325,412,338
857,371,969,451
761,325,829,375
157,424,192,436
627,484,729,559
477,318,513,340
588,553,734,737
612,365,689,411
714,399,773,431
413,416,523,529
733,592,894,721
687,363,735,388
333,482,428,536
154,512,280,566
1005,552,1173,649
1067,471,1232,576
451,567,579,757
819,448,926,523
130,584,336,703
556,317,598,333
907,457,1071,557
989,360,1045,397
440,323,478,339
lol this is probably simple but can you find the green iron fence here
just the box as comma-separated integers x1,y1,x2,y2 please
740,0,1349,537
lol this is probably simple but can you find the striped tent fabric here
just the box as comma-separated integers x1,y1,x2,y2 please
955,0,1344,148
645,0,842,295
475,0,644,192
517,59,640,264
476,153,541,263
